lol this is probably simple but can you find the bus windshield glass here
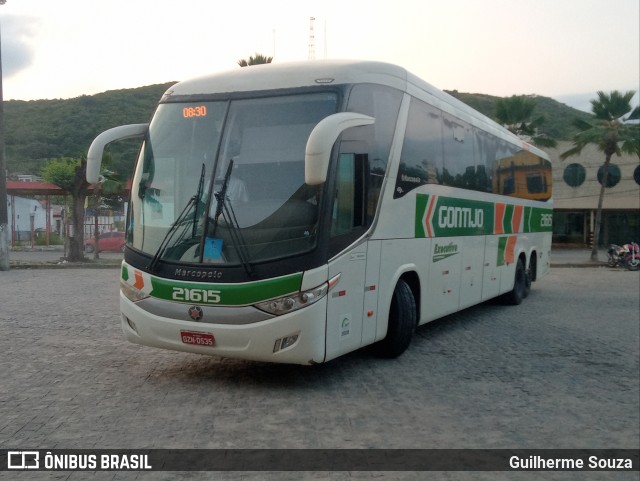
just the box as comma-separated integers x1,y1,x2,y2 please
128,92,339,267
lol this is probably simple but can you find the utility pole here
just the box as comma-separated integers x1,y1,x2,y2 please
0,0,10,271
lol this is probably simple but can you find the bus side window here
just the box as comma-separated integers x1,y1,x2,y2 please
329,153,367,255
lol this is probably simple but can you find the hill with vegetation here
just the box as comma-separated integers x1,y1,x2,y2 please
4,82,174,177
4,83,593,179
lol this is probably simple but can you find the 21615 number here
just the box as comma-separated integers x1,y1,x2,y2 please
172,287,221,304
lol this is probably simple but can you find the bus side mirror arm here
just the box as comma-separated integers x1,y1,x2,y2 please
304,113,375,185
86,123,149,184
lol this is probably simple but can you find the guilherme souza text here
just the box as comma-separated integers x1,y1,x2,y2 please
509,455,634,470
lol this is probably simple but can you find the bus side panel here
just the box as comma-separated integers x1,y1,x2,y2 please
425,236,463,321
362,240,382,347
325,243,367,362
481,236,502,301
459,235,485,310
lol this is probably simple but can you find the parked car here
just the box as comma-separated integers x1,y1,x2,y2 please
85,231,125,253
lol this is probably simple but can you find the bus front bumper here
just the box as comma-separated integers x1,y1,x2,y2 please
119,292,327,365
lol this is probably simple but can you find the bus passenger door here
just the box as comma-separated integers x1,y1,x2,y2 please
325,150,371,361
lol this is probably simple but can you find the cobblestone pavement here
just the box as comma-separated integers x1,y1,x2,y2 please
0,267,638,481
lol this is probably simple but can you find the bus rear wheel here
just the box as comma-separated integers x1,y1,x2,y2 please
502,258,526,305
373,279,417,358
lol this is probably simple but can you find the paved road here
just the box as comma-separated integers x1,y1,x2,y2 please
6,246,612,266
0,267,638,481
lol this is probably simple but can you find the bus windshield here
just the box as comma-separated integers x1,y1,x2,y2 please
128,92,339,268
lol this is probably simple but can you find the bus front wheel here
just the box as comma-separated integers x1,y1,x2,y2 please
373,279,417,358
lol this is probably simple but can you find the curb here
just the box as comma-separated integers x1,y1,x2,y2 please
550,263,609,269
9,262,121,269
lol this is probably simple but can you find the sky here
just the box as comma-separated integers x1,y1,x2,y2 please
1,0,639,112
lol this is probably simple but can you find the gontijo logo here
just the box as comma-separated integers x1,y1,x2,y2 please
438,206,484,229
416,195,494,238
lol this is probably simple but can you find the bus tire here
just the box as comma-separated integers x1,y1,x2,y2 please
373,279,416,358
502,258,526,305
523,268,531,299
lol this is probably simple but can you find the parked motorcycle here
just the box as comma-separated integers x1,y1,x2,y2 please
607,242,640,271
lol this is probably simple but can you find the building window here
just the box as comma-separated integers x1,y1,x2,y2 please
634,165,640,186
563,163,586,187
597,164,621,188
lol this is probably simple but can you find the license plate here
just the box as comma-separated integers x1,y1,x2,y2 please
180,330,215,347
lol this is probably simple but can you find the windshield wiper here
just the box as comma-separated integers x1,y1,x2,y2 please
192,163,206,238
148,196,196,272
210,160,253,277
148,164,206,272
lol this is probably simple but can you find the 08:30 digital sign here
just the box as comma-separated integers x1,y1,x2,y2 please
182,105,208,118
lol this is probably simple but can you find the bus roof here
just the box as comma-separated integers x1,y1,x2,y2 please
164,60,548,160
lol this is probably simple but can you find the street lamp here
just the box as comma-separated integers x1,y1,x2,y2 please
0,0,9,271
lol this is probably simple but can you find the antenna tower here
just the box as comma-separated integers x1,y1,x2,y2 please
308,17,316,60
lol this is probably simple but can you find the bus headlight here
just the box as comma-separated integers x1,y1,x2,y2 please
120,279,150,302
255,283,329,316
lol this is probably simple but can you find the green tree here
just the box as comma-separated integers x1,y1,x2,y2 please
495,95,557,148
560,90,640,261
237,53,273,67
41,157,89,262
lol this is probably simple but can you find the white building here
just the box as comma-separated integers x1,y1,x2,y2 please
6,195,50,242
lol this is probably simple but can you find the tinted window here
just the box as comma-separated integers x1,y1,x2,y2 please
473,129,499,193
395,99,443,198
442,114,475,189
397,97,552,201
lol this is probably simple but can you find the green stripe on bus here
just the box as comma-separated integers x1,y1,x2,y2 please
149,272,303,306
497,236,508,266
416,193,552,237
503,204,514,234
415,194,430,238
526,207,553,233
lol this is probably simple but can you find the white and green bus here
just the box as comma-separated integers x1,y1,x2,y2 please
87,60,552,365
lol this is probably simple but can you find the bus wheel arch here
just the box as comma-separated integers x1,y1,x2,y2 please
372,273,419,358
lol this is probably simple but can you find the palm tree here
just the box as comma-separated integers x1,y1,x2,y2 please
237,53,273,67
495,95,557,148
560,90,640,261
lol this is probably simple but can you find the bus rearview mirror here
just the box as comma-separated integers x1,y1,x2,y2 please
304,113,375,185
87,123,149,184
